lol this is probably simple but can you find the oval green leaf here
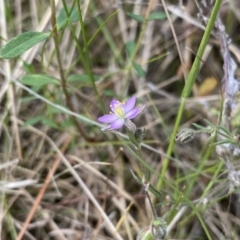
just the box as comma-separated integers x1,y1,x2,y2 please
24,116,44,127
148,11,167,21
20,74,59,87
102,90,116,97
127,13,144,22
125,41,136,58
42,118,60,129
0,32,50,59
67,74,100,83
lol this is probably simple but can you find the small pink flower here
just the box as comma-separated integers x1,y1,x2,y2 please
98,96,145,131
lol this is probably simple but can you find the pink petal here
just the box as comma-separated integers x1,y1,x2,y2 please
125,105,145,119
124,96,136,113
125,109,138,119
110,99,119,113
98,114,118,123
110,118,124,129
136,105,145,115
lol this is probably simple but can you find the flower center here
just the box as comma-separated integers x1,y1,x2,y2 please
115,105,124,118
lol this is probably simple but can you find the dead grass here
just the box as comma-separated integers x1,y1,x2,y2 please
0,0,240,239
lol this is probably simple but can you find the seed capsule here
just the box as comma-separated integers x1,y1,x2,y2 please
151,217,167,240
175,128,195,144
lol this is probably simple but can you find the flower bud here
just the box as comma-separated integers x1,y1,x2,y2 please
150,217,167,240
135,128,146,143
175,128,195,144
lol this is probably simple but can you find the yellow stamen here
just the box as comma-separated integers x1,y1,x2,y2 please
115,106,124,117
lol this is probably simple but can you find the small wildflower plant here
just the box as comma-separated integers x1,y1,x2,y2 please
98,96,167,240
97,2,240,238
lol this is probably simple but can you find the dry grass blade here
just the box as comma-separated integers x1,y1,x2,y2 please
1,1,240,239
16,136,71,240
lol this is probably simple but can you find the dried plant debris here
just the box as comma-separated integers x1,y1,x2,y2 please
1,1,240,239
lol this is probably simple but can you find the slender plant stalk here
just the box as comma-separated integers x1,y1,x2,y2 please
160,0,186,79
6,211,17,240
157,0,223,190
65,9,120,76
202,160,224,198
50,0,94,142
121,0,155,97
60,1,105,112
75,0,105,111
146,190,158,218
90,2,124,66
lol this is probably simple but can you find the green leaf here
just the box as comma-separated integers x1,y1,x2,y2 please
62,119,74,128
127,128,139,148
129,169,142,185
218,126,232,136
192,123,205,130
57,7,79,30
24,116,60,129
203,118,215,127
0,32,50,59
20,74,59,87
210,140,235,146
47,105,63,114
23,62,35,74
24,116,44,126
42,118,59,129
148,11,166,21
67,74,100,83
127,12,144,22
102,90,116,97
149,184,165,199
127,11,166,23
132,62,146,77
125,41,136,58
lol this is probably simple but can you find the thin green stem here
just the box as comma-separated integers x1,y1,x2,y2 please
137,145,150,183
157,0,222,191
185,137,215,197
121,0,155,97
146,190,158,218
60,1,105,112
76,1,105,111
6,211,17,239
50,0,94,141
202,160,224,198
66,10,119,75
90,2,124,66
